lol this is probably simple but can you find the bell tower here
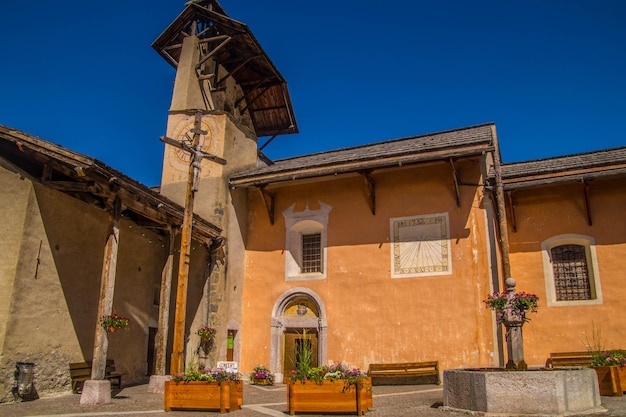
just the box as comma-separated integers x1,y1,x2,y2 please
152,0,298,370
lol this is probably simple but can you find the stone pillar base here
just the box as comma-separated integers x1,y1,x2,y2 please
148,375,172,394
80,380,111,405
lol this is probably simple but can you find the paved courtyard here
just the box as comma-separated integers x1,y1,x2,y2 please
1,382,626,417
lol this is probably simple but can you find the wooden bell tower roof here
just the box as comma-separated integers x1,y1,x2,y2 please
152,0,298,138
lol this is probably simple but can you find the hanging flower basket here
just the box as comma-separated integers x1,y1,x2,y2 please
196,327,216,355
101,313,129,332
197,326,216,341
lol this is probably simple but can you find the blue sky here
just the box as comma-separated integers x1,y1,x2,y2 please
1,1,624,186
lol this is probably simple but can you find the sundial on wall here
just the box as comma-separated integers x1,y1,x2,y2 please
391,213,451,278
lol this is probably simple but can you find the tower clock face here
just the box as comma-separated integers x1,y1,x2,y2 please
166,117,217,176
172,119,214,164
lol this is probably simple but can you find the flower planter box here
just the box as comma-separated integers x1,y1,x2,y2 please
287,378,372,416
594,366,626,396
164,380,242,413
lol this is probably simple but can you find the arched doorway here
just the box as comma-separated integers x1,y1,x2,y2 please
270,288,327,383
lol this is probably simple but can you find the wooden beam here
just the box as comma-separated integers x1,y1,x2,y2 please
90,195,122,382
44,180,96,193
359,171,376,215
506,191,517,233
215,54,261,87
449,158,461,208
490,126,512,280
583,180,593,226
258,186,275,225
196,36,232,70
155,225,177,376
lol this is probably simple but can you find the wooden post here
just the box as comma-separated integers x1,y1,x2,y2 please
91,195,122,380
168,109,220,375
155,225,176,375
490,125,512,280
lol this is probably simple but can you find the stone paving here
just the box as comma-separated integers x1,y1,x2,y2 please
1,382,626,417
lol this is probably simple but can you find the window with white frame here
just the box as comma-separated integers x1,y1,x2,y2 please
301,233,322,273
283,202,331,281
542,234,602,306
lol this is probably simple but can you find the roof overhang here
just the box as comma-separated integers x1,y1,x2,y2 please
501,147,626,191
152,0,298,138
230,124,496,188
0,125,221,244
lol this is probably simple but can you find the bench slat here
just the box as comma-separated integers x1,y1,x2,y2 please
545,352,592,368
368,361,440,385
69,360,124,393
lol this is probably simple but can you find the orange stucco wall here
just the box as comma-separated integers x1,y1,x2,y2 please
507,176,626,366
240,158,500,374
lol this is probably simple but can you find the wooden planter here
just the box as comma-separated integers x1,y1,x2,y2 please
594,366,626,396
287,377,372,416
164,380,242,413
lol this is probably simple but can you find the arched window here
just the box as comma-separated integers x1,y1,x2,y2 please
283,202,331,281
542,235,602,306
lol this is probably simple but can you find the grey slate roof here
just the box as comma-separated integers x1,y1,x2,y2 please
501,146,626,189
230,123,495,187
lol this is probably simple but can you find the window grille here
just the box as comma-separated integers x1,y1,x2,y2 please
301,233,322,273
551,244,592,301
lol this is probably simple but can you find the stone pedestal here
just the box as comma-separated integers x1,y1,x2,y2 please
443,368,604,416
148,375,172,394
79,380,111,405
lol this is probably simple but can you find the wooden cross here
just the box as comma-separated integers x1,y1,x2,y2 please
159,109,226,375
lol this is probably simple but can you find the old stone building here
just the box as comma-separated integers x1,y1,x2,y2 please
0,0,624,401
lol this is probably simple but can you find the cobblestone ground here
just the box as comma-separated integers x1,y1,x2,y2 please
1,382,625,417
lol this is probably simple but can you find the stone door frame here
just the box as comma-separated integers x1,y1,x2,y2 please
270,287,327,383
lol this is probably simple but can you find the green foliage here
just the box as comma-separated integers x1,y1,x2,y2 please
171,365,242,383
590,350,626,367
101,313,129,331
288,329,366,385
584,323,626,367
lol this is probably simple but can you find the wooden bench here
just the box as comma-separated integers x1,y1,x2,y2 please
69,359,123,393
368,361,440,385
545,352,592,368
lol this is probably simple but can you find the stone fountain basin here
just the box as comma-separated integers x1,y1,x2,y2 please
443,367,605,416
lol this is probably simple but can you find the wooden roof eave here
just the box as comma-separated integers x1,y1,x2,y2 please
0,126,222,244
230,144,494,188
502,166,626,191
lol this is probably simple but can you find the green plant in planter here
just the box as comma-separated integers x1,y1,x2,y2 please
590,350,626,367
171,365,242,383
583,322,626,367
288,329,367,386
250,365,274,384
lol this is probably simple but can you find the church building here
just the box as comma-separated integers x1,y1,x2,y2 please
0,0,624,400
